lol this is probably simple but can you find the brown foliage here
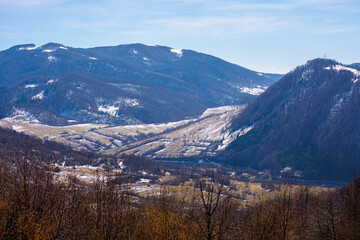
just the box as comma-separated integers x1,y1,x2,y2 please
1,149,360,239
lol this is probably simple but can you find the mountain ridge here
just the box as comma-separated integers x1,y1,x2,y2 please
0,42,282,125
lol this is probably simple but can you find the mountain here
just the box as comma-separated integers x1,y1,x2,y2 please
0,43,281,125
222,59,360,181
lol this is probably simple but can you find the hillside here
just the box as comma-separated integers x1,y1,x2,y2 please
0,126,159,176
223,59,360,180
0,106,244,160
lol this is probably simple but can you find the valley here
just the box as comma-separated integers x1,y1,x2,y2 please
0,43,359,181
0,105,245,159
1,0,360,237
0,50,358,239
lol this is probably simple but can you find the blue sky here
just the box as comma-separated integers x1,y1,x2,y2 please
0,0,359,73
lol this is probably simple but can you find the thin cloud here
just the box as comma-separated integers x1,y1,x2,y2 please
320,26,360,34
216,3,295,11
0,31,18,37
156,0,207,3
147,16,291,35
176,0,360,13
0,0,63,6
292,0,360,13
60,19,122,33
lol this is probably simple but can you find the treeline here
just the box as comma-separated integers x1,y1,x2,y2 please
0,127,110,166
0,153,360,239
0,127,160,175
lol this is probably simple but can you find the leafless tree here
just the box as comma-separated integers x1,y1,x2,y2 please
189,172,237,240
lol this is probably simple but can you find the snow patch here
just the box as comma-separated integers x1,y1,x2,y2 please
239,86,266,95
200,105,238,118
12,125,24,132
46,79,56,85
132,49,138,54
138,178,150,183
25,84,38,88
48,56,57,62
131,186,153,193
257,73,263,76
118,161,125,169
232,125,254,137
42,46,67,52
143,57,149,61
98,105,119,116
8,108,40,123
144,43,156,47
300,69,314,81
66,90,73,100
31,90,45,100
89,57,97,60
217,125,254,151
116,98,140,107
124,99,139,107
170,48,183,57
325,65,360,83
18,45,40,51
281,166,293,173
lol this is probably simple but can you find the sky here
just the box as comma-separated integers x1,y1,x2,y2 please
0,0,359,73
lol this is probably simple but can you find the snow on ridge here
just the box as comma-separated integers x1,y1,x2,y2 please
170,48,183,57
42,49,54,53
257,73,263,76
42,45,67,52
25,84,38,88
324,65,360,83
239,86,267,95
32,90,45,100
18,45,40,51
98,105,119,116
